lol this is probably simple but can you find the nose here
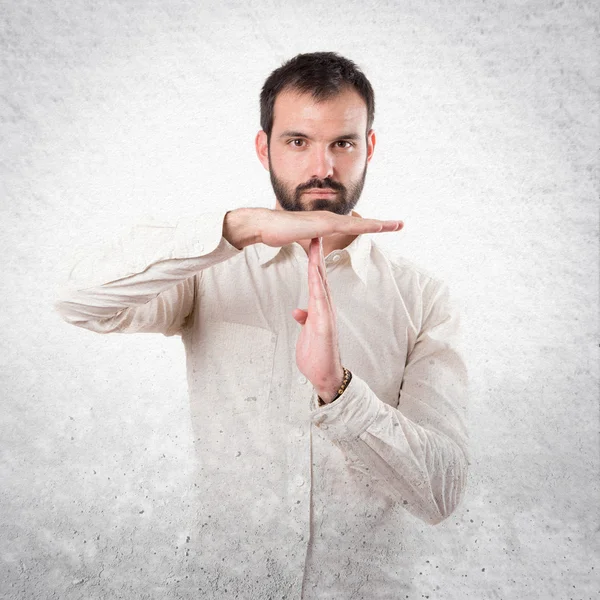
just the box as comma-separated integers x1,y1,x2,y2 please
309,146,334,180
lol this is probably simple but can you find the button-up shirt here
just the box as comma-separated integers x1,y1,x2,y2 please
55,209,469,599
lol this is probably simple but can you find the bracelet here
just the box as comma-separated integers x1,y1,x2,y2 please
318,367,352,406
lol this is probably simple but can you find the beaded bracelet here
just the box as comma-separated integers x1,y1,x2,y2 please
317,367,352,406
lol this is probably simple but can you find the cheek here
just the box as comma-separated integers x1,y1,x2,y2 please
341,155,366,178
272,151,307,178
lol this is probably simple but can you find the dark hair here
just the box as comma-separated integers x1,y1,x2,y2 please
260,52,375,140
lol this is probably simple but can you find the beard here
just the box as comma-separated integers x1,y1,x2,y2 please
268,159,368,216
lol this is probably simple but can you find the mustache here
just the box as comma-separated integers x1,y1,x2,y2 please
296,178,345,193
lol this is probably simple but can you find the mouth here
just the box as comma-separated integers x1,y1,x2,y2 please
303,189,337,195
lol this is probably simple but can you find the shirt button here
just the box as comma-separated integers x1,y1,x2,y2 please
332,254,341,262
295,476,305,487
298,376,307,384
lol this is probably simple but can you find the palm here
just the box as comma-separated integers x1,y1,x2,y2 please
260,209,402,248
292,238,344,399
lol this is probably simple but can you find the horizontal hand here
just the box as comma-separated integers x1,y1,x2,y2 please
223,207,403,250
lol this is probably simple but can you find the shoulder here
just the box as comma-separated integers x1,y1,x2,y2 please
369,240,462,338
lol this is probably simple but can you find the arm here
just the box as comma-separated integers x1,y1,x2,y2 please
309,278,469,525
54,209,254,335
55,208,403,336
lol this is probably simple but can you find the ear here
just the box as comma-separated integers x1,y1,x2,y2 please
255,130,270,171
366,129,376,164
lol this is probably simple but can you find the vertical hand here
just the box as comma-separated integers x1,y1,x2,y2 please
292,238,345,403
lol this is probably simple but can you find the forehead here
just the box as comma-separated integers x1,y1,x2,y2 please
271,87,368,136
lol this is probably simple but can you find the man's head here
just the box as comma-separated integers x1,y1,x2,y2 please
256,52,376,216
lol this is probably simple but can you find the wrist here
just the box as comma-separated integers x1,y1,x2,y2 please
317,367,351,405
222,208,260,250
316,385,339,404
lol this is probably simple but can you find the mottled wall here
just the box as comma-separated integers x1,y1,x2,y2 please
1,1,598,598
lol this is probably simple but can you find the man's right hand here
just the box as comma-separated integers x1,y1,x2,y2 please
222,207,403,250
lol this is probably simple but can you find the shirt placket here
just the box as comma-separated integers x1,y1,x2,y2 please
286,368,313,590
284,259,313,592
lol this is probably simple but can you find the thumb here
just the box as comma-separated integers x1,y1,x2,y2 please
292,308,308,325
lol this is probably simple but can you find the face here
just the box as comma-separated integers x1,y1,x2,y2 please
256,87,376,215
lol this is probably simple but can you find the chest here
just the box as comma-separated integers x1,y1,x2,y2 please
185,257,418,406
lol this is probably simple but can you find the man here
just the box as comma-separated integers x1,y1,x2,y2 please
56,52,469,598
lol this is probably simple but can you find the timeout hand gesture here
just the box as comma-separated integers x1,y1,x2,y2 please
292,237,345,404
222,208,403,401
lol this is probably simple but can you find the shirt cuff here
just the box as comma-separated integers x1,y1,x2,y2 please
309,372,382,441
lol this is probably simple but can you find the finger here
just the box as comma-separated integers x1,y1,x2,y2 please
315,237,327,287
318,236,325,270
316,237,333,300
322,214,404,237
309,237,321,273
292,308,308,325
307,250,330,314
340,218,404,235
308,237,336,310
310,238,331,301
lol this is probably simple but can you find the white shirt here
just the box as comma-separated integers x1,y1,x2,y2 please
55,209,469,599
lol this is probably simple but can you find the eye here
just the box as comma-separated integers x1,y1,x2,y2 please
288,139,306,148
335,141,354,149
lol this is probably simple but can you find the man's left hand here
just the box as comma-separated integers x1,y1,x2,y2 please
292,237,345,404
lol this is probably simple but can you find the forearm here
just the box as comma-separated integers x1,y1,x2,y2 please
55,211,242,333
310,373,469,525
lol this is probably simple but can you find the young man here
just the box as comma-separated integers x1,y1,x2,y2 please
56,52,469,598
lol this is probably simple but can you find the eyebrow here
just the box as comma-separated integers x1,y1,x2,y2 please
278,130,362,141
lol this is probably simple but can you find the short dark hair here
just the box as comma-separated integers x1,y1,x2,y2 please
260,52,375,140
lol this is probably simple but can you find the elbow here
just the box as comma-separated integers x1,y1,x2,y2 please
54,298,93,329
429,446,469,525
54,285,86,325
393,447,469,526
54,299,123,334
54,298,80,326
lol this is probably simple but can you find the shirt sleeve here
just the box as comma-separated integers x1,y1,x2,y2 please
54,211,243,336
309,279,469,525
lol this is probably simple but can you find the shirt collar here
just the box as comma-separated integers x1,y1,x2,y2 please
254,210,372,287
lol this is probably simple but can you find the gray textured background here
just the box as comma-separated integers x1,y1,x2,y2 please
1,1,598,598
